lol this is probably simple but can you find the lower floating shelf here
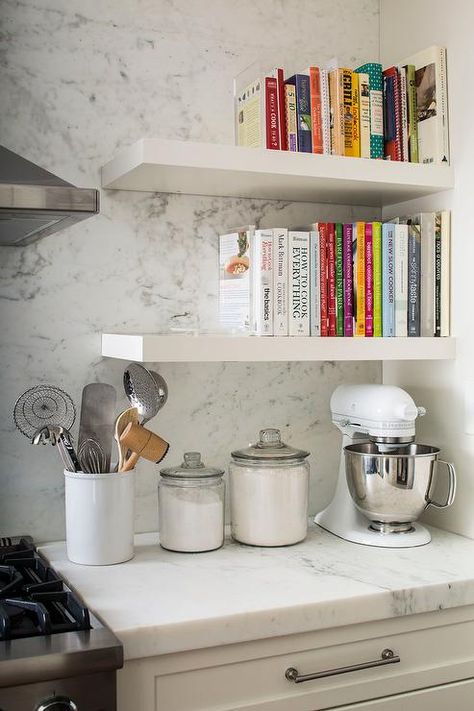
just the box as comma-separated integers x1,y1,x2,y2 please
101,333,456,363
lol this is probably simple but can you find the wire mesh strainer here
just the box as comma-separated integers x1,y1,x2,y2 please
13,385,76,440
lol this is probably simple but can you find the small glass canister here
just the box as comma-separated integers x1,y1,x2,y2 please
230,429,310,547
159,452,225,553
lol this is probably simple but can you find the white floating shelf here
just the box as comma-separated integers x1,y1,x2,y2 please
101,139,454,208
101,333,456,363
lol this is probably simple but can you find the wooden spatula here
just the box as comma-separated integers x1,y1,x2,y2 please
114,407,139,472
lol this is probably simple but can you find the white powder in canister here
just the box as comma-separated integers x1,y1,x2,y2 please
159,484,224,553
230,463,309,546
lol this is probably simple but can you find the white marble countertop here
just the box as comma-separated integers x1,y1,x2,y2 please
41,523,474,661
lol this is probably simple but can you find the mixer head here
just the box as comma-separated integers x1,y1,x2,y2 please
330,384,425,442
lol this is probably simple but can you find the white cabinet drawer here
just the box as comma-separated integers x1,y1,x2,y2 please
117,609,474,711
335,677,474,710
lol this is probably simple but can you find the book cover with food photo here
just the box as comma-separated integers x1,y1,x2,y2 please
219,226,255,331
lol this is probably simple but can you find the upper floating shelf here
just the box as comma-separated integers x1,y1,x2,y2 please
101,333,456,363
101,138,454,207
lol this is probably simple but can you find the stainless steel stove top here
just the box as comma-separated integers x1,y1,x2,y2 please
0,536,123,711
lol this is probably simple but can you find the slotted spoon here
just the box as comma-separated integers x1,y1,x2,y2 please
123,364,168,427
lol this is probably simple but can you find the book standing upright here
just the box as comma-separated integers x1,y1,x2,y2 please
252,229,274,336
289,231,310,336
273,228,289,336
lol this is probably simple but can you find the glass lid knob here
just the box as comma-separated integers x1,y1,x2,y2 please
259,428,281,446
183,452,204,468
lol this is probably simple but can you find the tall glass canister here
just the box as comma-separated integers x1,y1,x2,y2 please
230,429,310,547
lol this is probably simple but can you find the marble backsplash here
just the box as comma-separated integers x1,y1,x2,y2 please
0,0,381,541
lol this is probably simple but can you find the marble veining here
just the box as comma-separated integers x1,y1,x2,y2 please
41,523,474,660
1,1,380,541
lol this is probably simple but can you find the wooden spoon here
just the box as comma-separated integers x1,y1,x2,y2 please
119,422,169,472
114,407,139,471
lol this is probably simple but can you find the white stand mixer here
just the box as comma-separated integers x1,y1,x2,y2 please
315,383,431,548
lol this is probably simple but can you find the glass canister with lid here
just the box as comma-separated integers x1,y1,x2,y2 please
159,452,225,553
230,428,310,547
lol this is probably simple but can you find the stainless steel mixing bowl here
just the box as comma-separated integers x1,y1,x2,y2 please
344,443,456,533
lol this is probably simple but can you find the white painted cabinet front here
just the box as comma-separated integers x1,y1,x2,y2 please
117,606,474,711
335,678,474,710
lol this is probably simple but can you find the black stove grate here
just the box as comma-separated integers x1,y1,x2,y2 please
0,539,91,641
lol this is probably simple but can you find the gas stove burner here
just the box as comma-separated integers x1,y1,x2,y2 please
0,599,51,639
0,565,23,596
0,535,33,550
0,540,90,641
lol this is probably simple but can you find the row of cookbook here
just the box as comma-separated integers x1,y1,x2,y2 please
219,213,450,337
235,46,449,165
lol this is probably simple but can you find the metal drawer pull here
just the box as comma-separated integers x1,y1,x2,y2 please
285,648,400,684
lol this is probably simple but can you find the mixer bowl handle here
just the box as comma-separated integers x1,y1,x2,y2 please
426,460,457,509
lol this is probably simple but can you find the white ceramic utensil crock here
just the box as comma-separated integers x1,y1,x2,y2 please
64,469,134,565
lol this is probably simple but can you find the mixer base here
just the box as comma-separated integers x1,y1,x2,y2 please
315,506,431,548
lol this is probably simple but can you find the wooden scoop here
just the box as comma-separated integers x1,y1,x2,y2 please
114,407,139,471
119,422,169,472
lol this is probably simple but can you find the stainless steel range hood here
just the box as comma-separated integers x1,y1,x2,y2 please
0,145,99,246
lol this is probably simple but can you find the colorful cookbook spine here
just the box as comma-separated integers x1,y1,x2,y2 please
252,229,274,335
364,223,373,336
327,223,337,336
434,214,442,337
394,224,408,336
273,68,287,151
352,224,357,335
320,69,331,154
355,63,383,159
398,67,409,162
328,68,345,155
440,210,451,336
335,223,344,336
310,229,321,336
289,231,310,335
273,228,288,335
343,223,353,337
284,84,298,151
419,212,436,337
265,77,280,150
372,222,382,336
357,72,370,158
355,221,365,336
319,223,328,336
349,72,360,157
306,67,323,154
342,69,354,157
382,223,395,336
407,220,421,336
404,64,418,162
382,70,395,158
285,75,312,153
383,67,402,161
